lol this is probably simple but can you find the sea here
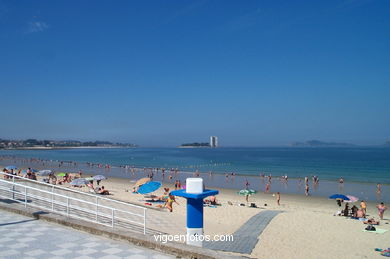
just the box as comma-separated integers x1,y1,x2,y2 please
1,147,389,202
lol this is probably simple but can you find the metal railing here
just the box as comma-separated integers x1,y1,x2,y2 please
0,172,147,234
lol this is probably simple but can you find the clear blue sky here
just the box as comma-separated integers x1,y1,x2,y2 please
0,0,389,146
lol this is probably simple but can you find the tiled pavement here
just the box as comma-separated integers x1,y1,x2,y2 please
0,210,174,259
204,210,282,254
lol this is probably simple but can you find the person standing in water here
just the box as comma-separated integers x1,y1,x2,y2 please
265,183,270,193
377,183,381,194
245,179,250,190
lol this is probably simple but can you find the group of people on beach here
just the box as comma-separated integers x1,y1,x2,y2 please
337,198,387,223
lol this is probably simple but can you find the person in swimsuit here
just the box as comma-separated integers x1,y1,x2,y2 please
376,202,387,220
276,192,280,206
165,194,179,212
360,200,367,216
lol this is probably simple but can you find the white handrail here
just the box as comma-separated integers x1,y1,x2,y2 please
0,172,147,234
0,171,146,210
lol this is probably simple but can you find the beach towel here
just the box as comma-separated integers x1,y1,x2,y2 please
362,228,388,234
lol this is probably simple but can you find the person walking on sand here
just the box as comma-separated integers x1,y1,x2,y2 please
376,202,387,220
276,192,280,206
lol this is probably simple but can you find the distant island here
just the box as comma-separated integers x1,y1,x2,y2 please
290,140,355,147
383,141,390,147
0,138,137,149
179,142,211,148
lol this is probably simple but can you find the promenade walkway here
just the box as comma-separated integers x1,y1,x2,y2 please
0,209,173,259
204,210,282,254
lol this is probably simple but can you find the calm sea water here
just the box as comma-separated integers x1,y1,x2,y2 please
1,147,389,202
1,147,389,183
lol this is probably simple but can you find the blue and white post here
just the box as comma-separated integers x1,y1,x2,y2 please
171,178,218,247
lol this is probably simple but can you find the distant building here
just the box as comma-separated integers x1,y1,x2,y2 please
210,136,218,148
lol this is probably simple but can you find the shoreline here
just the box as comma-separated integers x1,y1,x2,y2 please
1,146,136,150
1,155,389,203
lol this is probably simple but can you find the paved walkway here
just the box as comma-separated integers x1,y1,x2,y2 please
204,210,282,254
0,210,173,259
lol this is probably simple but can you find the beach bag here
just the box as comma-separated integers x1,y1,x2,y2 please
365,225,376,231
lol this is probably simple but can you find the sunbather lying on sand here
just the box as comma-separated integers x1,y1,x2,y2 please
364,218,380,225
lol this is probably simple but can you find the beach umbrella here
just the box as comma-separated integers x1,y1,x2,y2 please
84,177,94,181
137,181,161,194
238,189,256,196
134,177,151,187
329,194,350,201
37,170,53,176
70,178,89,186
5,165,17,170
345,195,359,203
93,175,107,181
57,172,66,177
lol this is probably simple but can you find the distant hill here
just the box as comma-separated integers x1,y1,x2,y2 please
179,142,210,148
291,140,355,147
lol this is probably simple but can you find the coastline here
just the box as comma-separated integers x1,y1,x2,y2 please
0,154,388,202
1,146,136,150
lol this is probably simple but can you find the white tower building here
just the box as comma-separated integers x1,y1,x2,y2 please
210,136,218,148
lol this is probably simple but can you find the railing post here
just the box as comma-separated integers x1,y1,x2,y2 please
24,186,27,208
112,209,115,228
67,197,69,217
143,208,146,234
51,186,54,211
12,175,15,200
96,196,98,222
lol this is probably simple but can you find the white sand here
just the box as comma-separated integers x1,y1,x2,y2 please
60,176,390,259
2,164,388,259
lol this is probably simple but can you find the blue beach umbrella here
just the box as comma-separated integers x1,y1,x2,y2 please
137,181,161,195
70,178,89,186
93,175,107,181
37,170,53,176
5,165,17,170
329,194,350,201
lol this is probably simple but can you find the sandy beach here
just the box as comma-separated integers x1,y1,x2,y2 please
1,159,389,259
14,177,390,258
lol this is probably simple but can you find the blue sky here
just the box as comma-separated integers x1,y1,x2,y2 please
0,0,389,146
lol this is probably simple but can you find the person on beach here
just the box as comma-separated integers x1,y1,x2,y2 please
360,200,367,216
376,202,387,220
265,183,270,193
98,186,110,195
276,192,280,206
305,184,309,196
159,194,179,212
356,208,365,218
377,183,381,194
339,177,344,184
245,179,250,190
351,205,358,217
